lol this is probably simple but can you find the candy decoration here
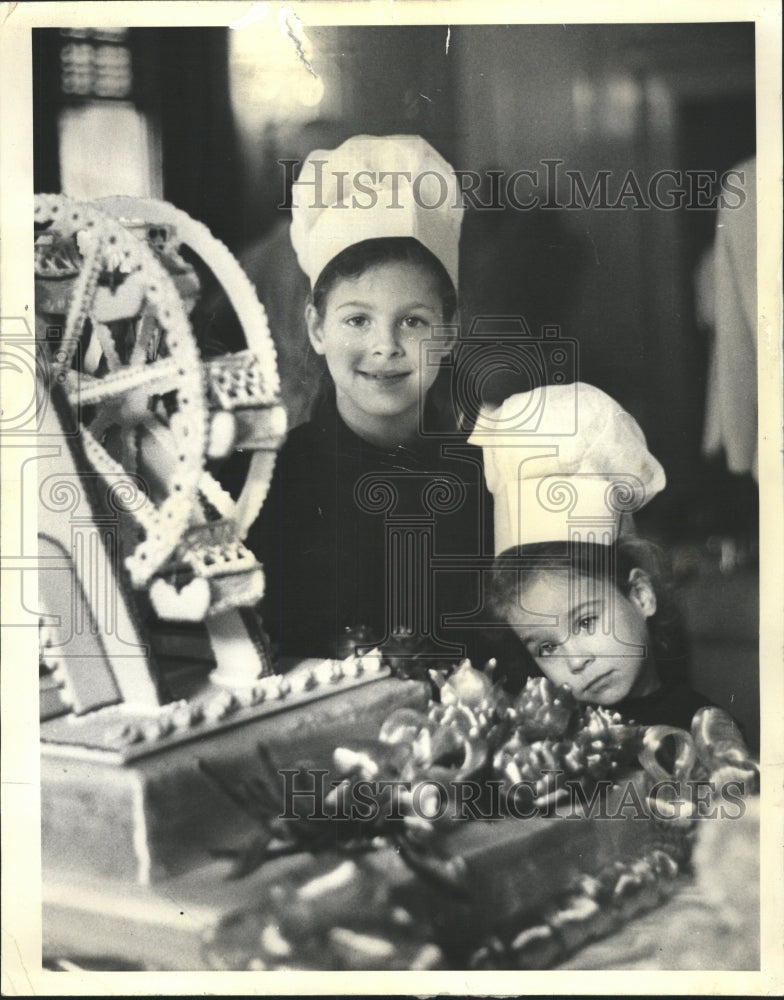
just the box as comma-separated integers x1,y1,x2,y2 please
201,657,758,971
511,676,576,741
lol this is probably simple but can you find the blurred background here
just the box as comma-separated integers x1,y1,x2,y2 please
32,20,759,748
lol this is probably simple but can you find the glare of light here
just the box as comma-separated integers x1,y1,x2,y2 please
229,13,324,129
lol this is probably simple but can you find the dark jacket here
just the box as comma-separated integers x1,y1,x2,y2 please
615,680,712,731
246,388,493,664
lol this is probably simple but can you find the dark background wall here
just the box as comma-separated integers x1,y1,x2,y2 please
33,25,756,499
449,23,755,526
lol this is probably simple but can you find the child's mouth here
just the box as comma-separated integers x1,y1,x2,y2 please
583,670,614,696
358,371,411,383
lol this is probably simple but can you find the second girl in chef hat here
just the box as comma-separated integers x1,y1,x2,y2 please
247,135,491,663
471,382,711,729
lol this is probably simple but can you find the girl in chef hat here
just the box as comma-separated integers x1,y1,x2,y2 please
247,135,490,663
472,382,711,730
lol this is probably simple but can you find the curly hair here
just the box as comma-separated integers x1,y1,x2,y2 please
486,537,691,688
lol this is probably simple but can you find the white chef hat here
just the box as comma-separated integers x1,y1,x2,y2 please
289,134,464,289
468,382,666,554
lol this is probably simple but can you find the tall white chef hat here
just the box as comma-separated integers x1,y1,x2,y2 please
289,134,464,289
468,382,666,554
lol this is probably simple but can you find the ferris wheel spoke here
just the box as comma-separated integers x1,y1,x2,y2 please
37,193,281,612
68,356,182,409
197,468,237,521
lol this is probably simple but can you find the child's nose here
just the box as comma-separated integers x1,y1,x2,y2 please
562,637,593,673
371,322,403,357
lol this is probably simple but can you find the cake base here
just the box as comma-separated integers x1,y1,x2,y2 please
42,669,429,883
42,777,695,972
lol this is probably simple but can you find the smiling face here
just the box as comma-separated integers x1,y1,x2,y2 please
306,260,453,447
506,568,660,706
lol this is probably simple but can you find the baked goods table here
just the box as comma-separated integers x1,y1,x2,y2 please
42,656,761,973
34,193,761,975
42,794,760,972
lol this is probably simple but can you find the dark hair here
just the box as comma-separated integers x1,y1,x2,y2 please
311,237,457,322
310,237,462,435
486,538,690,687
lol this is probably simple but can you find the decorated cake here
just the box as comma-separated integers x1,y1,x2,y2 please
197,663,758,971
36,195,759,972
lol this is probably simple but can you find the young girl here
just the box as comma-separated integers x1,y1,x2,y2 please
472,382,712,730
487,536,710,729
246,135,490,664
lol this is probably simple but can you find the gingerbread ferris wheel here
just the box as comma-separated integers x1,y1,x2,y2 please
35,193,287,692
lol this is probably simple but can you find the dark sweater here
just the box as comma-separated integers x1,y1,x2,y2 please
246,388,493,662
615,680,712,731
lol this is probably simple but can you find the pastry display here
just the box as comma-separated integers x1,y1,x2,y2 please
198,665,757,970
35,196,759,972
35,195,430,890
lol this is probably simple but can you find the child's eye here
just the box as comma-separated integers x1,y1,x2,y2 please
537,641,558,657
401,315,429,330
344,314,369,329
577,615,598,633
